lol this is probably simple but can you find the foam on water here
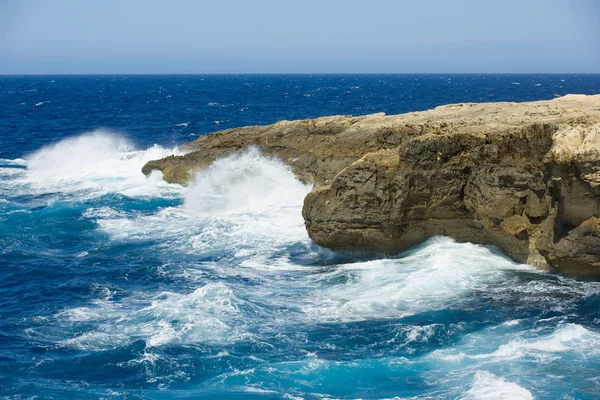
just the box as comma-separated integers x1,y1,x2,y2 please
55,282,247,351
301,237,533,322
88,149,542,327
183,147,308,217
478,323,600,361
0,158,27,184
0,158,27,167
462,371,533,400
429,318,600,392
97,147,312,264
5,130,182,199
4,132,600,398
88,148,573,341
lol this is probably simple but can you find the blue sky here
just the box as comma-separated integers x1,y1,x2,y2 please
1,0,599,74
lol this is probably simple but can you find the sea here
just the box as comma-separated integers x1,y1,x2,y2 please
1,74,600,399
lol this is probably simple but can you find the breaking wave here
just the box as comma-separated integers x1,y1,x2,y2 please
3,134,600,398
301,237,533,322
55,282,248,351
462,371,533,400
8,130,182,199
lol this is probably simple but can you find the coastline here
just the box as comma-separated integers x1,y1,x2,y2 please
144,94,600,278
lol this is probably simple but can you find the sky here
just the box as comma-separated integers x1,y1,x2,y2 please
1,0,599,74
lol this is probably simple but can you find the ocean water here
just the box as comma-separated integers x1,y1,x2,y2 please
1,74,600,399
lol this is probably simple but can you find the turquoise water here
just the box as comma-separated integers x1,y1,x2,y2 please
1,75,600,399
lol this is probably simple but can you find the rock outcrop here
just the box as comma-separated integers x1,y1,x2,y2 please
143,94,600,278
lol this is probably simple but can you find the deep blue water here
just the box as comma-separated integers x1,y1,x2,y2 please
1,74,600,399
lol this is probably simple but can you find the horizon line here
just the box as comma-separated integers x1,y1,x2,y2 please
2,72,600,77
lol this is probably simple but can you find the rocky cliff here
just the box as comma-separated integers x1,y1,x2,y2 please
143,94,600,278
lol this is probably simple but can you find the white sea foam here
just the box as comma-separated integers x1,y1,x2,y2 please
389,324,439,352
59,149,314,350
93,148,541,327
55,147,278,352
462,371,533,400
0,167,27,179
98,147,311,262
184,147,308,217
0,158,27,166
432,322,600,365
140,283,247,347
57,282,247,351
9,130,182,199
55,307,103,322
59,331,130,351
300,237,532,322
482,324,600,361
82,206,126,219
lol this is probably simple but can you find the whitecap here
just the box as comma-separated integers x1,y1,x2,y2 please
55,307,103,322
98,147,311,264
55,282,248,351
0,158,27,167
0,167,27,179
462,371,533,400
300,237,532,322
10,129,183,200
435,323,600,364
490,324,600,360
59,331,130,351
82,206,125,219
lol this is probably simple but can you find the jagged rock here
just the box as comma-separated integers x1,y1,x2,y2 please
143,94,600,278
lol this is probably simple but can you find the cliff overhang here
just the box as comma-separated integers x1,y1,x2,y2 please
143,94,600,278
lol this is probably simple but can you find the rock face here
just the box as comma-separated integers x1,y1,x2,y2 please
143,94,600,278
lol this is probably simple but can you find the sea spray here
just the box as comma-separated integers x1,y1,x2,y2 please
18,130,182,199
3,74,600,398
4,143,600,398
462,371,534,400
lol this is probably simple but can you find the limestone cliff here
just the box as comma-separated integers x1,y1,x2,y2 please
143,94,600,278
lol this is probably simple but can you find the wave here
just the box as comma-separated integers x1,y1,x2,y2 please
90,148,544,327
430,320,600,381
11,141,599,398
0,158,27,167
0,158,28,183
477,323,600,361
57,149,313,350
462,371,533,400
2,130,182,200
184,147,309,217
97,147,311,260
55,282,247,351
300,237,533,322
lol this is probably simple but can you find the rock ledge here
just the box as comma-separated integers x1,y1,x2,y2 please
143,95,600,278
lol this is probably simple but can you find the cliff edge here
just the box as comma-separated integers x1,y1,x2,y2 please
143,94,600,278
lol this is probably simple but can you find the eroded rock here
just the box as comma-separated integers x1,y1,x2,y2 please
143,94,600,278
